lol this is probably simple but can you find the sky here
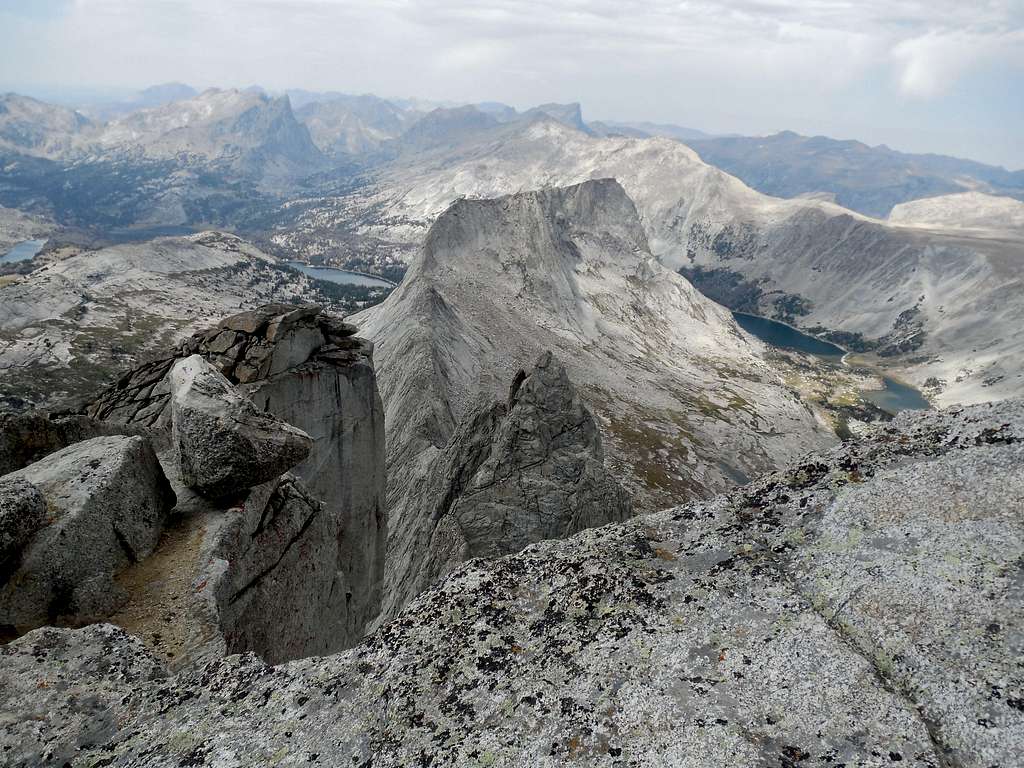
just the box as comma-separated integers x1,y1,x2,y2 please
1,0,1022,169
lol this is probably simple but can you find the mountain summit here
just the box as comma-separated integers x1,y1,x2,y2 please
355,178,833,618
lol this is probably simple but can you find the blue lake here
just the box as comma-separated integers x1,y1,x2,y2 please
733,312,845,360
0,239,47,264
732,311,929,415
284,261,394,288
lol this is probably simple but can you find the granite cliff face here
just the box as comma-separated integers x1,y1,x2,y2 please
85,303,387,653
356,178,833,616
1,399,1019,766
379,350,633,622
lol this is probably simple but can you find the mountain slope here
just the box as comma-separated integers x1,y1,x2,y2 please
326,120,1024,406
888,191,1024,235
354,179,833,618
295,94,414,157
94,89,323,176
685,130,1024,216
0,94,92,160
0,233,345,407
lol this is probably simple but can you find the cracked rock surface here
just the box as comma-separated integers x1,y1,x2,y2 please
82,303,385,653
381,350,632,621
1,400,1019,767
170,354,312,498
0,435,175,634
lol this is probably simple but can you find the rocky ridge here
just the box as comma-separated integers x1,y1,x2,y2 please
355,179,833,621
1,398,1019,766
379,350,633,621
0,303,385,666
312,118,1024,407
0,232,350,408
85,302,387,654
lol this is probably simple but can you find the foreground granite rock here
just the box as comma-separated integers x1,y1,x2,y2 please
83,303,386,651
381,351,633,621
0,409,131,476
170,355,313,498
0,436,175,633
2,400,1020,766
107,466,347,668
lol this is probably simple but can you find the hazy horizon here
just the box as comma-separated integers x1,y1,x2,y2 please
1,0,1022,170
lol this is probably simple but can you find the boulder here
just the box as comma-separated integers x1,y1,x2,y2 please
203,474,343,664
0,435,175,632
170,355,312,498
0,477,46,566
107,472,348,668
2,400,1021,767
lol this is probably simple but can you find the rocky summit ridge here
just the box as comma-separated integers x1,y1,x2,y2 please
0,398,1020,766
356,177,834,617
0,303,385,666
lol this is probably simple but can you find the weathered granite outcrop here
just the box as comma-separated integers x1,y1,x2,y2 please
0,436,175,634
83,303,386,652
381,351,633,620
108,464,350,668
0,478,46,567
201,474,343,663
85,302,356,428
170,355,312,498
0,409,133,476
4,400,1018,767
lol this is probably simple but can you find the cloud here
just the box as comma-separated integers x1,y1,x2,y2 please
0,0,1021,165
893,28,1024,99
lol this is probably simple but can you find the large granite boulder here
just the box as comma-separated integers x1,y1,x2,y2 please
0,477,46,567
382,351,633,620
0,400,1019,766
200,474,344,664
0,435,175,633
0,410,128,476
84,305,386,651
170,355,312,498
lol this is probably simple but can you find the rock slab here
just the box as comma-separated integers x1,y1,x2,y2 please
1,401,1021,766
0,435,175,632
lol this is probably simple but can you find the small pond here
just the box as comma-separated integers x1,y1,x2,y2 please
284,261,394,288
0,239,47,264
732,311,929,415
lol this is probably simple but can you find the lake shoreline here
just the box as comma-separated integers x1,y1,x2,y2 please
733,311,930,415
282,260,398,288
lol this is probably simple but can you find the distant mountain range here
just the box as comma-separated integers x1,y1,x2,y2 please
4,84,1021,223
2,84,1022,412
682,130,1024,217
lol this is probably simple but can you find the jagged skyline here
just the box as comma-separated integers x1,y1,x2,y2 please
1,0,1022,169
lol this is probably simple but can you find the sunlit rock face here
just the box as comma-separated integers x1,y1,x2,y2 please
356,177,833,617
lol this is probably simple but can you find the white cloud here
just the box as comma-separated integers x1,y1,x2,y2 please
894,28,1024,99
1,0,1022,165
